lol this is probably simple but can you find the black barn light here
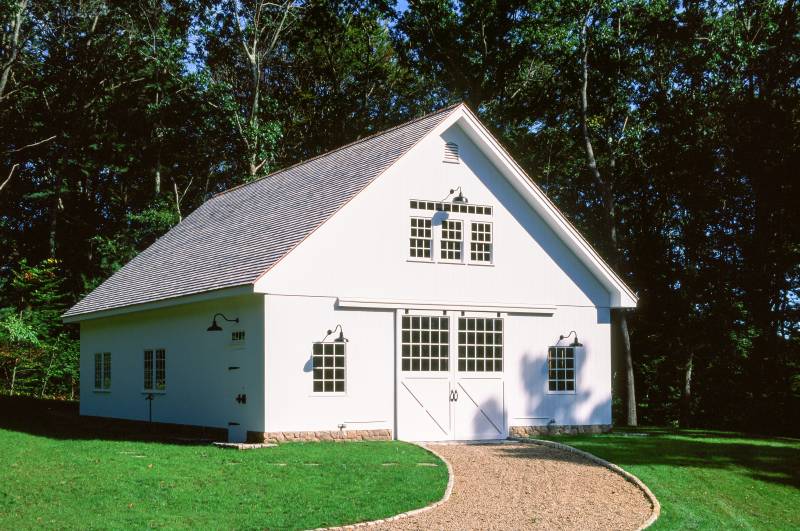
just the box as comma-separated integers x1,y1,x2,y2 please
207,313,239,332
559,330,583,347
322,324,348,343
441,186,469,204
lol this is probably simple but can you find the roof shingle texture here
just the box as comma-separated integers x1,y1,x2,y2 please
65,106,457,318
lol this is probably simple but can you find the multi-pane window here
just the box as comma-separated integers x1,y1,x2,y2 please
410,217,432,259
548,347,575,392
231,330,245,342
458,318,503,372
94,352,111,390
312,342,345,392
470,222,492,262
401,315,449,371
144,349,167,392
440,219,463,260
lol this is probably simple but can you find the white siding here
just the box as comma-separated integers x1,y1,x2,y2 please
264,294,394,433
79,294,265,433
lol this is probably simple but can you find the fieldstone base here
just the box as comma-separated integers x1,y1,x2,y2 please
509,424,612,437
248,429,392,444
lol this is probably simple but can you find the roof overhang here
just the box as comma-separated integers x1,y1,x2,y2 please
432,105,637,308
62,285,256,323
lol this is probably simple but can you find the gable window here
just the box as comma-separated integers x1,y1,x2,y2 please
470,222,493,263
144,349,166,392
458,318,503,372
94,352,111,391
547,347,575,392
312,342,345,392
401,315,449,371
409,217,432,259
440,219,463,261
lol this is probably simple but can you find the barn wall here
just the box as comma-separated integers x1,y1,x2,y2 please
79,294,265,435
256,121,611,308
263,294,395,434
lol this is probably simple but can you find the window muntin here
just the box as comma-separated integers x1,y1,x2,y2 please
409,199,492,216
144,350,153,390
548,347,575,392
458,318,503,372
470,222,492,263
144,349,167,392
401,315,449,371
409,217,432,259
440,219,463,261
94,352,111,390
312,342,345,392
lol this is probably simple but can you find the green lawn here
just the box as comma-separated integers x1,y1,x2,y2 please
0,429,448,529
542,428,800,530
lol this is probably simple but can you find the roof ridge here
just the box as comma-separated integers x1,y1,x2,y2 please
211,102,463,199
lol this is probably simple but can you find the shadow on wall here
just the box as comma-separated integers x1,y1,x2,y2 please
0,395,223,444
519,349,611,426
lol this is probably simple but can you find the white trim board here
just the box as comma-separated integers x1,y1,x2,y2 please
337,297,556,315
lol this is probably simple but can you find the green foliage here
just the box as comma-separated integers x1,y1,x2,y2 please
0,432,447,529
0,0,797,433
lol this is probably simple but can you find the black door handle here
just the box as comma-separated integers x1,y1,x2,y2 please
454,390,458,402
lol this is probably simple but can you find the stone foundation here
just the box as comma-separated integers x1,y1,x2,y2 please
509,424,612,437
248,429,392,444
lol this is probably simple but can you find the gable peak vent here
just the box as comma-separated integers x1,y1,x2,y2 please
444,142,460,163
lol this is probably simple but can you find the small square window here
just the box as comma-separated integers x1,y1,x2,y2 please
312,341,346,393
547,347,576,393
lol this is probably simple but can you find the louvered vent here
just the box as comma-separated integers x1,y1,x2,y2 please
444,142,460,163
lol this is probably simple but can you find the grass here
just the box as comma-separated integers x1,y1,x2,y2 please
0,429,448,529
542,427,800,530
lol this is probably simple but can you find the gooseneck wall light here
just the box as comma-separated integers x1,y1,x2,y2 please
558,330,583,347
322,324,348,343
441,186,469,204
207,313,239,332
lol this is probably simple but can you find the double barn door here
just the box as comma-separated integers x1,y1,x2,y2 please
396,312,506,441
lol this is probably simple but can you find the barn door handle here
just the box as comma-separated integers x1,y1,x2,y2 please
454,390,458,402
449,390,454,402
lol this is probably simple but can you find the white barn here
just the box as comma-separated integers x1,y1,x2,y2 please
64,104,636,443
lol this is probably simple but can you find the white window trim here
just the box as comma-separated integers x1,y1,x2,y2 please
468,220,494,265
409,216,433,261
546,346,577,395
93,352,111,392
456,316,504,374
311,342,347,394
142,348,167,394
438,218,465,264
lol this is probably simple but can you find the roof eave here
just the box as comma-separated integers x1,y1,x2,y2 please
62,284,257,323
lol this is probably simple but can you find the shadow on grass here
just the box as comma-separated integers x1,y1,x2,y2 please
496,429,800,490
0,395,224,444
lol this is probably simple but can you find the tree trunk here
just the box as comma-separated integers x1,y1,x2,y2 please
0,0,27,101
580,13,637,426
10,362,17,396
680,350,694,428
48,170,62,257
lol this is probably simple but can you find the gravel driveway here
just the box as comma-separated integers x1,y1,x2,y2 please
375,442,652,531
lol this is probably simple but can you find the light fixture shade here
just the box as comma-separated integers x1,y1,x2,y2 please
335,331,349,342
571,337,583,347
453,191,468,203
207,319,222,332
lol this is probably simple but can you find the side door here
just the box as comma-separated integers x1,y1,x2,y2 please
226,336,248,443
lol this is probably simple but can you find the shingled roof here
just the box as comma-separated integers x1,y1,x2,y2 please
64,105,459,319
